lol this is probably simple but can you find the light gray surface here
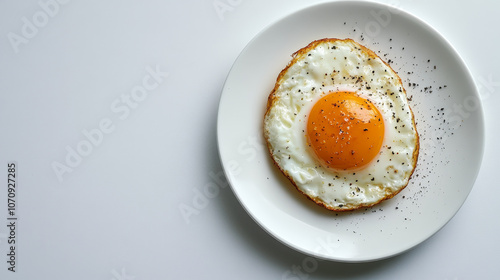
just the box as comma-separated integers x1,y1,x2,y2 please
0,0,498,279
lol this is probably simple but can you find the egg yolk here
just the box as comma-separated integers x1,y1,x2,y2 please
306,91,385,170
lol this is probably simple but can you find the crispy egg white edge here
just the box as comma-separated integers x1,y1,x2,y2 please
264,39,419,210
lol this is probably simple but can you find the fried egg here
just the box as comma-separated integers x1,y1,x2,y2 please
264,38,419,211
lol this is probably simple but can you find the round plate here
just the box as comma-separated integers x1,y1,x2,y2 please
217,1,484,262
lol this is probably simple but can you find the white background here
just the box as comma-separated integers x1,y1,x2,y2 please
0,0,498,279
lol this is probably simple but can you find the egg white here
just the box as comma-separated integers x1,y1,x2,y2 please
264,39,419,210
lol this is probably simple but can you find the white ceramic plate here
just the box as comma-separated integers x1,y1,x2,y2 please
217,1,484,262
